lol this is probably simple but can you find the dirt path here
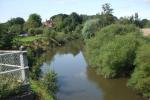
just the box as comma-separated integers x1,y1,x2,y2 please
142,28,150,36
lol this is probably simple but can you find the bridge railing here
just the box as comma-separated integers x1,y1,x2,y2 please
0,50,29,85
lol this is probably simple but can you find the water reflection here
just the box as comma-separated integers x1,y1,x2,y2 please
86,67,146,100
41,40,146,100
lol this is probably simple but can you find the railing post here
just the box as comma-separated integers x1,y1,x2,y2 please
19,46,28,83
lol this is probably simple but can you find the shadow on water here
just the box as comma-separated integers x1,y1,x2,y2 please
41,40,147,100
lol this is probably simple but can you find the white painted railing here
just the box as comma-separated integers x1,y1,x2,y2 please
0,50,29,84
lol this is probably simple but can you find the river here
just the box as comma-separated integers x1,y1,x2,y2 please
41,40,146,100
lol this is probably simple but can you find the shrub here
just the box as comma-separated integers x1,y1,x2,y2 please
43,28,56,39
34,28,43,34
85,24,142,78
96,35,138,78
82,19,101,39
128,44,150,99
41,71,58,94
0,76,23,99
28,28,35,35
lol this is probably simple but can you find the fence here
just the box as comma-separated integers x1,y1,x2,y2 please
0,50,29,85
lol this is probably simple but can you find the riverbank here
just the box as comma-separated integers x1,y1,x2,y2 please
40,40,146,100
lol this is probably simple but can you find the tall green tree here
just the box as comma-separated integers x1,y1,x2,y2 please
7,17,25,26
101,3,113,15
100,3,116,26
0,24,13,49
24,13,42,31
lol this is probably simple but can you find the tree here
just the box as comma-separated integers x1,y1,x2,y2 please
51,14,68,31
101,3,113,15
0,24,13,49
28,13,42,27
100,3,115,26
7,17,25,26
7,17,25,34
134,13,142,27
24,13,42,31
43,28,56,39
9,24,22,34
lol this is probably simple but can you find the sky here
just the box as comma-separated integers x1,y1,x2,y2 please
0,0,150,22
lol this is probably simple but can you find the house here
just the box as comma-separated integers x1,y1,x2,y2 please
43,19,54,28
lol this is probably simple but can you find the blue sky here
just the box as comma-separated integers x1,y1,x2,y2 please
0,0,150,22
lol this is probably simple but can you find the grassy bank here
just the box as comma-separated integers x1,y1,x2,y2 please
31,80,54,100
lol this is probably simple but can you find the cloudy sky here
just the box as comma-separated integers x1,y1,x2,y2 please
0,0,150,22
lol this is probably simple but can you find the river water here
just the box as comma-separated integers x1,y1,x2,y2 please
41,40,146,100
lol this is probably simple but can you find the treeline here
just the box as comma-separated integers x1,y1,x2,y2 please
0,3,150,99
1,3,150,49
83,3,150,99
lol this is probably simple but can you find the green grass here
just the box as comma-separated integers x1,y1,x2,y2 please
30,80,54,100
18,35,43,42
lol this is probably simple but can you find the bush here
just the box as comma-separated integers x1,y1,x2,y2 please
9,24,22,34
28,28,35,35
41,71,58,94
82,19,102,39
43,28,56,39
0,76,23,99
85,24,142,78
34,28,43,35
96,35,138,78
128,44,150,98
0,24,14,49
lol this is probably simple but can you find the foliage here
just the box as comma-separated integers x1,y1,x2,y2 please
41,71,58,94
0,76,23,99
9,24,22,34
82,19,101,39
101,3,113,15
24,13,42,31
28,13,42,27
85,24,142,78
28,27,43,35
117,13,144,28
100,3,116,26
31,80,54,100
96,35,138,78
51,12,82,33
43,28,56,39
0,24,14,49
51,14,68,31
142,19,150,28
7,17,25,26
128,44,150,99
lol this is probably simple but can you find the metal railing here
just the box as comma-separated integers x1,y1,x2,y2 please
0,50,29,85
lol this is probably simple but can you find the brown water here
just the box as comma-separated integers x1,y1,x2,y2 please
41,40,146,100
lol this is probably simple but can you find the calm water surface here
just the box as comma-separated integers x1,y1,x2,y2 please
41,40,146,100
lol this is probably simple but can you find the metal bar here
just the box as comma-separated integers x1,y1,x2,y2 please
0,50,27,53
0,51,27,56
0,63,21,67
0,66,28,74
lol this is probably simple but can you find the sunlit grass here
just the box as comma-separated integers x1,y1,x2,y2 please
30,80,54,100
